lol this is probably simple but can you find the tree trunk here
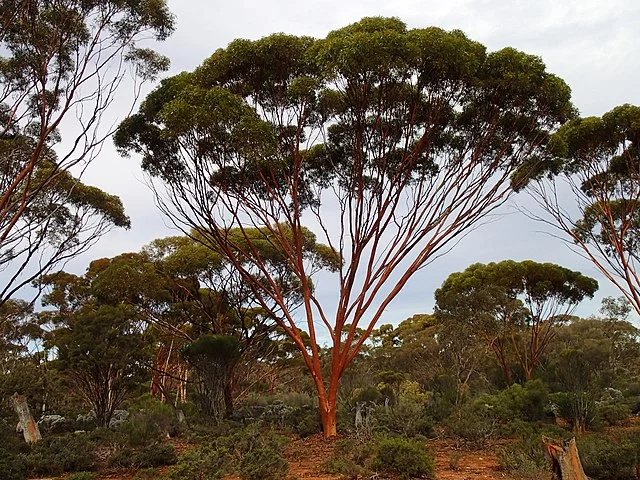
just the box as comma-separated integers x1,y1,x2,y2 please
543,437,589,480
12,393,41,444
319,399,337,437
224,378,234,419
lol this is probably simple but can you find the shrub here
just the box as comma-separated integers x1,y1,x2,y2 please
25,433,97,476
577,433,640,480
108,442,177,468
322,438,375,478
374,401,434,438
167,444,232,480
0,451,27,480
596,401,630,427
125,394,182,438
497,436,549,479
238,446,289,480
445,403,498,448
0,420,29,480
479,380,550,423
66,473,96,480
369,436,435,479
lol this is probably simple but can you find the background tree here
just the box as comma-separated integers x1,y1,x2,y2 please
516,104,640,314
115,17,574,436
40,268,151,428
0,0,174,303
435,260,598,383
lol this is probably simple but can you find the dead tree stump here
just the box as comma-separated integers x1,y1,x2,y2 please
543,437,588,480
11,393,41,444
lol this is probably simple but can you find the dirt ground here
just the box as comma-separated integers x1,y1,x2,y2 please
78,434,524,480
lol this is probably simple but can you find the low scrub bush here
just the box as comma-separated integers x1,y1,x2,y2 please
370,436,435,479
65,473,96,480
238,445,289,480
168,444,232,480
108,442,177,468
445,403,499,448
497,436,549,479
322,439,372,478
25,433,97,476
577,433,640,480
169,424,289,480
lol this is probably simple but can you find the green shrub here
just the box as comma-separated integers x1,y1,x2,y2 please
596,401,630,427
374,402,434,438
25,433,97,476
323,456,365,479
0,451,27,480
497,436,549,479
577,433,640,480
285,406,322,437
322,438,374,478
167,444,232,480
479,380,550,423
445,403,498,448
238,445,289,480
126,395,182,438
108,442,177,468
66,472,96,480
0,420,29,480
116,411,164,447
369,436,435,479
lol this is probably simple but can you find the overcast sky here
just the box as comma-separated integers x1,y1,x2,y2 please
69,0,640,327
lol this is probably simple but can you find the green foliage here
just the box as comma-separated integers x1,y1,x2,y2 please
108,442,177,468
370,437,435,479
445,403,499,448
238,446,289,480
497,436,549,479
322,438,375,478
169,424,288,480
167,444,232,480
122,395,182,442
479,380,550,422
577,433,640,480
0,422,28,480
25,433,98,476
45,303,151,427
65,473,96,480
374,402,434,438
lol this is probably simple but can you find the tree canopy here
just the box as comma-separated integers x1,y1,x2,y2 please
516,104,640,315
0,0,174,303
435,260,598,382
115,17,575,436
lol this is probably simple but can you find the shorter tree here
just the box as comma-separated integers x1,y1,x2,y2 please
44,303,149,427
435,260,598,383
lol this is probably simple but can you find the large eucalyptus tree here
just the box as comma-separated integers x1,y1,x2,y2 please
116,17,574,436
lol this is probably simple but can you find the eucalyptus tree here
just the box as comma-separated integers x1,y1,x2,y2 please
115,17,574,436
515,105,640,314
435,260,598,383
0,0,174,303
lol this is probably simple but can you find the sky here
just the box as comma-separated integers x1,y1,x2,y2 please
65,0,640,327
